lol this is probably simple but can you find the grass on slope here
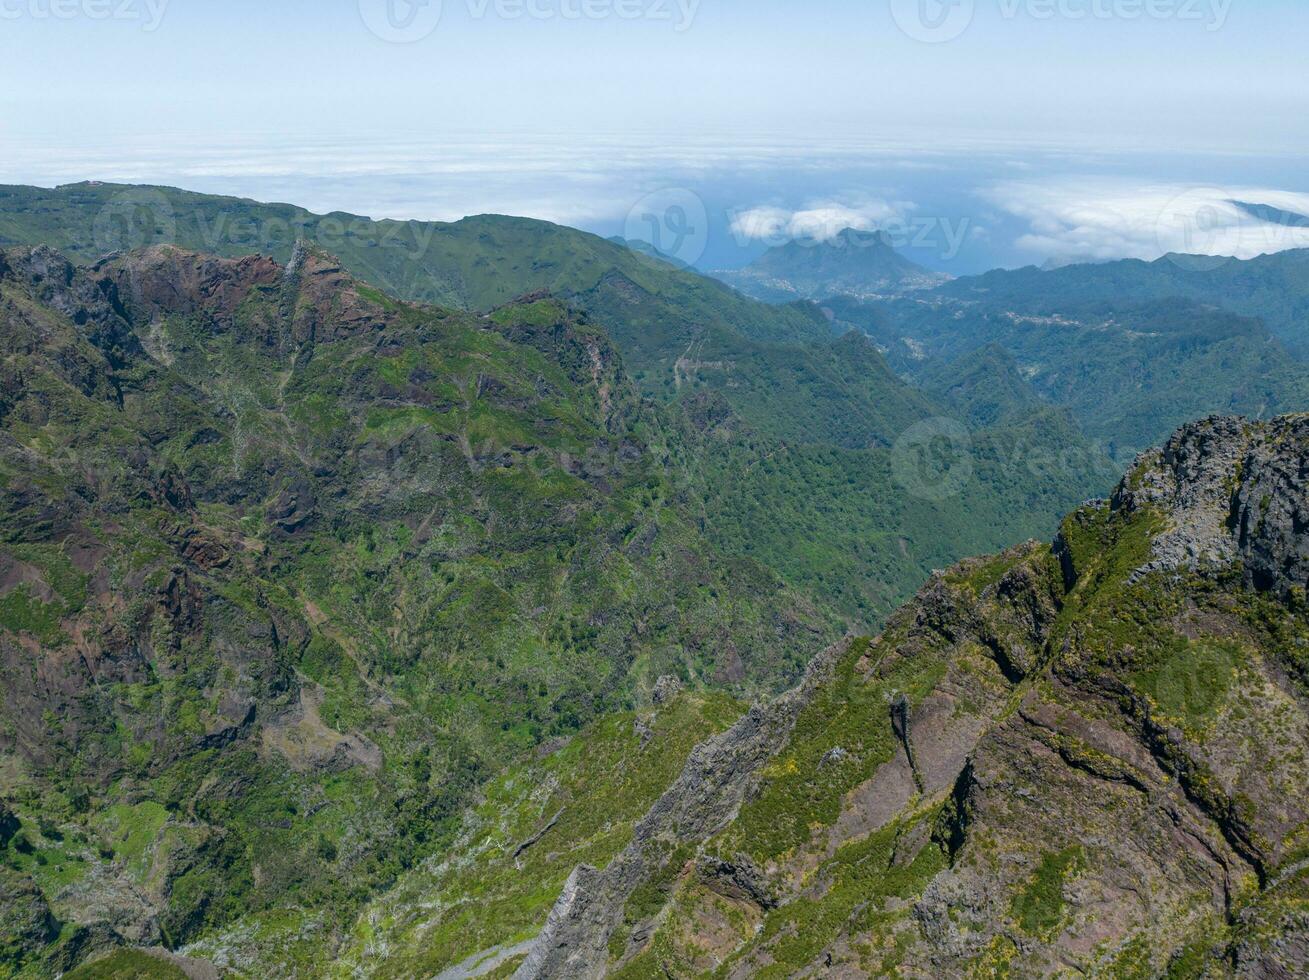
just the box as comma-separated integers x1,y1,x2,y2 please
183,690,745,978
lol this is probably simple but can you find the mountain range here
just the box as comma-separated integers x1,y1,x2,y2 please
0,240,844,975
721,226,1309,463
1,184,1309,978
471,415,1309,979
0,229,1101,978
0,183,1121,624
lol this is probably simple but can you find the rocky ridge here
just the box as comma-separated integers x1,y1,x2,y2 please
518,638,851,978
1118,415,1309,600
513,414,1309,978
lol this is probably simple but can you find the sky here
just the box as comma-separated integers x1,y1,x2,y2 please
2,0,1308,272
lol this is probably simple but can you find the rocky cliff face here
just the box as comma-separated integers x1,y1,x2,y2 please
1118,414,1309,602
515,414,1309,978
518,638,850,979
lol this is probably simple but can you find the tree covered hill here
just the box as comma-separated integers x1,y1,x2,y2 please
938,248,1309,356
828,287,1309,463
0,183,1119,625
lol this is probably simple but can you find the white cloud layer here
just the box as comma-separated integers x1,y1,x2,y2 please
985,179,1309,264
728,199,914,246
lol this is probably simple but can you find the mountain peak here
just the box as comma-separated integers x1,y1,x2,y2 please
714,227,950,303
779,226,894,252
1113,414,1309,595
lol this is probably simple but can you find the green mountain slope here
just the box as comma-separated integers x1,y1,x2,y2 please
0,183,1120,625
834,292,1309,460
671,394,1117,622
0,243,831,977
417,415,1309,979
915,343,1046,428
0,183,891,449
939,248,1309,356
0,182,829,375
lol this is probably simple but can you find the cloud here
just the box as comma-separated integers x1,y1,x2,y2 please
984,178,1309,264
728,198,914,247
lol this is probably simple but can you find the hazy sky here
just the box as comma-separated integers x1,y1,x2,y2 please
2,0,1308,271
3,0,1305,146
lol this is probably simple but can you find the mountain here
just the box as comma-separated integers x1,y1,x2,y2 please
342,414,1309,979
712,228,951,304
830,289,1309,462
3,206,1307,976
916,343,1047,428
0,184,1119,625
0,182,831,375
0,184,943,454
785,246,1309,466
605,237,692,271
0,243,835,977
936,248,1309,357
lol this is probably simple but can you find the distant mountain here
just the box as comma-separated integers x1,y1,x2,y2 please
1231,200,1309,229
712,228,951,303
937,247,1309,357
828,245,1309,460
607,236,692,270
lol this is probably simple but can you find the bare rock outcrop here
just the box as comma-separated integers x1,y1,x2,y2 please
514,638,851,979
1117,414,1309,598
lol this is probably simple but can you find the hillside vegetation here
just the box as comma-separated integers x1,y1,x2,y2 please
0,243,829,977
0,183,1118,624
454,416,1309,979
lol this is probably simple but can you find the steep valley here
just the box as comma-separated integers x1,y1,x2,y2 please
0,200,1308,978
